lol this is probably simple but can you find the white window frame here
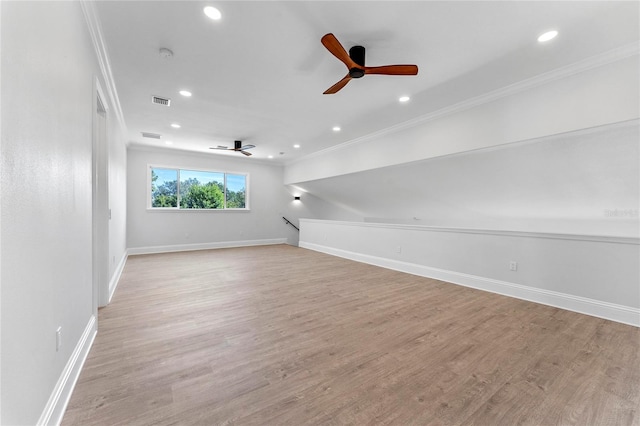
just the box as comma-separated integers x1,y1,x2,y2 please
147,164,250,211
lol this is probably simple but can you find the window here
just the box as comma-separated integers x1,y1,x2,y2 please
150,166,248,210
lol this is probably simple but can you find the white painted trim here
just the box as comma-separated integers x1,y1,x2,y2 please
80,0,127,140
299,219,639,245
127,144,280,167
391,118,639,169
95,76,108,113
128,239,288,256
37,315,97,426
300,241,640,328
93,76,111,310
287,42,640,166
0,1,3,420
108,250,128,303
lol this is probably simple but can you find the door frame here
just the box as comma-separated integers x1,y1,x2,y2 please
92,78,110,312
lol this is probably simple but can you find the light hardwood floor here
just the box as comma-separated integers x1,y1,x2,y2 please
62,244,640,425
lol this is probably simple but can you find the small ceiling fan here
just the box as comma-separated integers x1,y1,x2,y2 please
210,140,255,156
321,33,419,94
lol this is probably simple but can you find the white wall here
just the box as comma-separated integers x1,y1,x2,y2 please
285,52,639,184
109,116,128,283
283,185,363,246
128,147,287,250
283,48,639,239
0,2,127,424
289,45,639,329
292,120,639,238
300,220,640,326
127,147,359,251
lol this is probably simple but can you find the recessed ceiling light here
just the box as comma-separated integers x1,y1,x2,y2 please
293,144,300,148
165,141,173,145
170,123,181,128
268,155,274,159
537,30,558,43
332,126,341,132
204,6,221,20
179,90,192,97
399,96,410,103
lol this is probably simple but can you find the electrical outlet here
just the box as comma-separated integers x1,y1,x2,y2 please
509,261,518,271
56,327,62,351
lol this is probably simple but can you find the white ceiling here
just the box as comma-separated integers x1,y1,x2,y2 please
95,1,639,164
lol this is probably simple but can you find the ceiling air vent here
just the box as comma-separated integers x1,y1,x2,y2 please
151,95,171,106
141,132,162,139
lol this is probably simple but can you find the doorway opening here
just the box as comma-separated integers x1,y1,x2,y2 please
93,81,110,312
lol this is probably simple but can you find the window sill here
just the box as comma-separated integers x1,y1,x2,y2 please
147,208,251,212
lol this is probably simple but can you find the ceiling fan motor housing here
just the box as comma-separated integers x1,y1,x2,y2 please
321,33,418,94
349,45,365,78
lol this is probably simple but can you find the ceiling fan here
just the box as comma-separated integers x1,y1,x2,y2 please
321,33,419,94
210,140,255,156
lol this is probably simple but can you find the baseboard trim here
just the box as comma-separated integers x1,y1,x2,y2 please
37,315,97,426
128,238,288,256
108,250,128,303
300,241,640,327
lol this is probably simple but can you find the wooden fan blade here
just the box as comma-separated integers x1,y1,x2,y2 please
240,150,252,156
364,64,419,75
321,33,357,69
323,74,352,95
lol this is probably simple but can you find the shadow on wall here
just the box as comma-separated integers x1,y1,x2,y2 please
288,120,639,238
281,186,363,246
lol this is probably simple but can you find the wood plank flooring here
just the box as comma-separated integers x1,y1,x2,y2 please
62,244,640,425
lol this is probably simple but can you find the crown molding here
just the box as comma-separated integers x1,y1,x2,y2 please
80,0,128,142
127,143,284,167
288,40,640,166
